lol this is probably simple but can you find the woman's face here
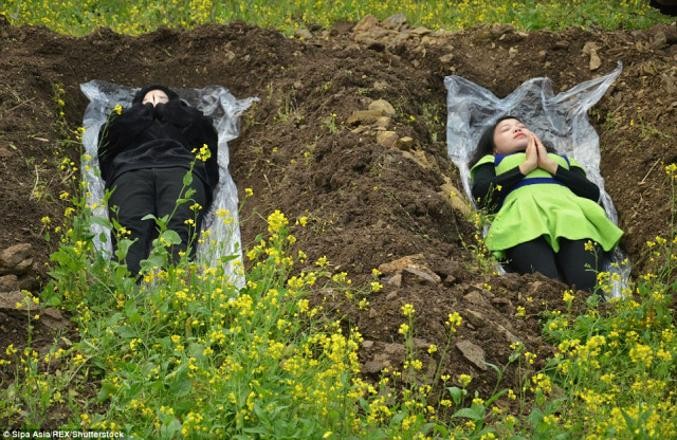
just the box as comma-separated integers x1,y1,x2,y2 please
142,89,169,107
492,118,532,154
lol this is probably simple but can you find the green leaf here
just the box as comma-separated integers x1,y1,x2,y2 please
447,386,465,405
141,213,157,222
182,171,193,186
114,238,135,261
452,405,485,420
160,229,182,246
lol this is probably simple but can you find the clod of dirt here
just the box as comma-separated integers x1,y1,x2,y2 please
455,339,488,370
0,243,33,275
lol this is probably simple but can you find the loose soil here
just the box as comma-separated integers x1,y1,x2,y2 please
0,15,675,423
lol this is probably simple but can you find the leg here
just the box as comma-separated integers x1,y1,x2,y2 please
504,236,561,281
154,167,208,265
108,169,156,276
556,238,605,292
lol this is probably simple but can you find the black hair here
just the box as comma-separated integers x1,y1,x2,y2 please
132,84,180,105
469,115,521,168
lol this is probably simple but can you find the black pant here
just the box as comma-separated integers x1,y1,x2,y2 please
108,167,208,276
504,236,607,292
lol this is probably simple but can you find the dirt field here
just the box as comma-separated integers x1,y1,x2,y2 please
1,16,675,400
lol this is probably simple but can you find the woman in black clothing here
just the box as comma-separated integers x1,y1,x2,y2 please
98,84,219,276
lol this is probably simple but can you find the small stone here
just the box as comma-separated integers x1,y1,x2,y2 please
410,26,431,36
399,150,427,169
362,340,374,349
398,136,414,146
12,258,33,275
582,41,602,71
438,180,472,217
363,353,391,374
40,308,70,331
462,309,486,328
385,291,398,301
376,131,399,148
0,290,31,310
375,116,392,129
490,23,514,37
456,339,487,370
294,28,312,39
463,290,491,308
347,109,384,126
402,266,441,285
439,53,454,64
353,15,379,33
589,52,601,71
373,80,388,91
384,272,402,288
0,274,19,292
494,322,520,344
368,99,396,116
379,254,425,274
384,342,406,357
382,13,407,30
0,243,33,271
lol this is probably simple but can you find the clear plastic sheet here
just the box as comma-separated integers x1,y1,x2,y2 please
444,63,628,296
80,80,257,287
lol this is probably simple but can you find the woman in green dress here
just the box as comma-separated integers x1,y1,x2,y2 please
469,116,623,291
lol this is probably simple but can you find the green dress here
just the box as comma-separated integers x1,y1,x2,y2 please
470,153,623,258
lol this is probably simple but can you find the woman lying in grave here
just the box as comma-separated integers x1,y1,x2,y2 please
469,115,623,292
97,84,219,276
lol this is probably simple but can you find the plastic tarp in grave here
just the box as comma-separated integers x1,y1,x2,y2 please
80,80,257,287
444,63,628,295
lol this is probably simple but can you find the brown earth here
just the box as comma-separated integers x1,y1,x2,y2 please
0,15,675,417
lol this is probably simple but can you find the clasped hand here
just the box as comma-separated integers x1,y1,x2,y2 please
519,133,558,175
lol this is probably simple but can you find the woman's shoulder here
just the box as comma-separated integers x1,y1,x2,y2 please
470,154,496,171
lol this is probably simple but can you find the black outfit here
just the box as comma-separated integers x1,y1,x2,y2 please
471,160,607,291
98,91,218,276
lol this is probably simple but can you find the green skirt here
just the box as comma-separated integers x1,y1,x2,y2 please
486,183,623,258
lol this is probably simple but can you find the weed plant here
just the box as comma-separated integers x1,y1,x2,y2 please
1,0,671,36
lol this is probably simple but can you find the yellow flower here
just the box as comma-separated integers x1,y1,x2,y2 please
447,312,463,330
401,303,415,317
584,240,595,252
370,281,383,292
245,187,254,197
515,306,526,317
113,104,123,115
457,373,472,387
296,215,308,226
398,323,410,335
427,344,438,354
562,289,575,304
267,209,289,234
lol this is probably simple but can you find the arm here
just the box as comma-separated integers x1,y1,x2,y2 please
166,102,220,188
98,103,154,162
471,163,525,212
553,166,600,202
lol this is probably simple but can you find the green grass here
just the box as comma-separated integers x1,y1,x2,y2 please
1,0,671,36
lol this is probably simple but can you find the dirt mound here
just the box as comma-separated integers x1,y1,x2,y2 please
1,17,675,397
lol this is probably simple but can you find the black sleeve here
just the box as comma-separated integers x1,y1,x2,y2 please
97,104,154,182
471,163,525,212
553,166,600,202
98,103,154,161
